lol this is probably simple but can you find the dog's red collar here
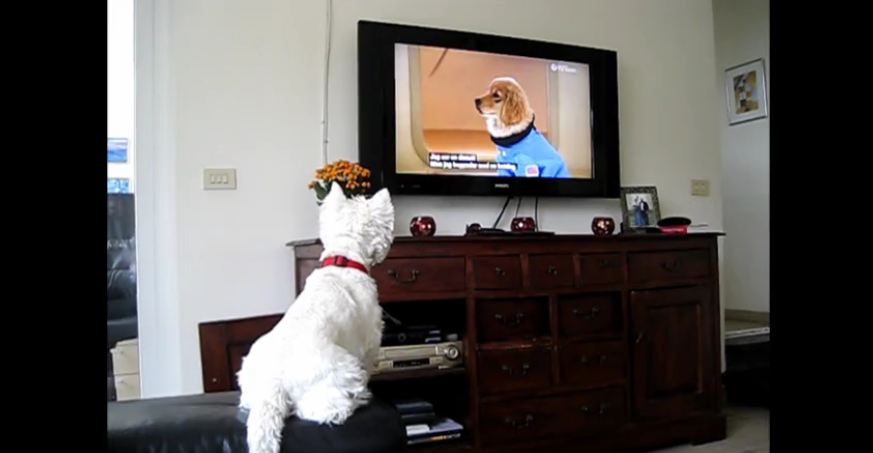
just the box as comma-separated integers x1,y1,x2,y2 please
321,256,369,274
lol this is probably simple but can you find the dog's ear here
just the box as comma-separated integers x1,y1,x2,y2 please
367,188,395,262
368,188,393,210
500,86,527,127
324,181,347,205
368,188,395,229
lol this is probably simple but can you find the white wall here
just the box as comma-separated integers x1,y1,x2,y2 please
143,0,724,396
108,0,135,188
713,0,769,314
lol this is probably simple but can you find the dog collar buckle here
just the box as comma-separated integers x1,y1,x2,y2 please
321,255,369,274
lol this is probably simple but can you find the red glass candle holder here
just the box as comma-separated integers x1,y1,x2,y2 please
591,217,616,236
410,216,436,237
510,217,537,232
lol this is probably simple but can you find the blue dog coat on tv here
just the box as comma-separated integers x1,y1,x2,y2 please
492,122,570,178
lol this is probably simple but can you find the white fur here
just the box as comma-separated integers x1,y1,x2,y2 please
486,116,531,138
237,182,394,453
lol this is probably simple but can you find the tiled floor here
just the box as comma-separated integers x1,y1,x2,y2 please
651,405,769,453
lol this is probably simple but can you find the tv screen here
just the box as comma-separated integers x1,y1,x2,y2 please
359,21,619,197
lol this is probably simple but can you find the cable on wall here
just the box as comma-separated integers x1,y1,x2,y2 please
535,197,540,231
320,0,334,164
492,196,513,229
514,197,523,219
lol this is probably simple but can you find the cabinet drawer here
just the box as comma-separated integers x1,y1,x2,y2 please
560,341,626,388
479,387,626,445
114,373,141,401
529,254,574,289
373,257,465,293
579,253,624,286
478,346,552,395
110,339,139,376
558,293,622,339
477,298,549,343
568,387,627,435
628,250,711,285
473,256,522,289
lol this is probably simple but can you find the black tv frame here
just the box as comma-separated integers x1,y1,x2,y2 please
358,20,620,198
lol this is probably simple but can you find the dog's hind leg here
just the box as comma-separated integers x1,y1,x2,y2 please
294,344,370,424
245,379,291,453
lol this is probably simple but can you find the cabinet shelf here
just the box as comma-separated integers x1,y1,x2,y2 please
409,440,473,453
371,367,467,382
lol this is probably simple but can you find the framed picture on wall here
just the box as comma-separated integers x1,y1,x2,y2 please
108,178,131,194
725,59,768,125
108,138,129,163
620,186,661,231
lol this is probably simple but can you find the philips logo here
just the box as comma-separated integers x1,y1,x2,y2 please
494,183,510,189
550,63,578,74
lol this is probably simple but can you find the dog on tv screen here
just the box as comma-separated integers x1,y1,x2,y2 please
474,77,569,178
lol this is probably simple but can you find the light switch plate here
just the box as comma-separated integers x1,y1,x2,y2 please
691,179,710,197
204,168,237,190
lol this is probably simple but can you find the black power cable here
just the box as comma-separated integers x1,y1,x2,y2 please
492,196,513,229
535,197,540,231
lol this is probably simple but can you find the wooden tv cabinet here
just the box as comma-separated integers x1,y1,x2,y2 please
200,233,726,452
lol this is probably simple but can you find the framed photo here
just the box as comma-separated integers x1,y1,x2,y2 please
725,59,768,125
108,178,131,194
620,186,660,230
108,137,129,163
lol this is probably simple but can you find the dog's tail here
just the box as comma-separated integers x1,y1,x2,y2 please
245,381,291,453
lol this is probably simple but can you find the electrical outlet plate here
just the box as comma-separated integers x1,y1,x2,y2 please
204,168,237,190
691,179,710,197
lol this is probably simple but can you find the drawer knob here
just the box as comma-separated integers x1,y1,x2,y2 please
504,414,534,429
571,305,600,319
597,258,623,269
635,331,646,344
580,403,611,416
494,312,525,326
661,260,681,271
495,267,506,277
500,362,531,377
580,354,608,365
547,265,559,276
386,269,420,283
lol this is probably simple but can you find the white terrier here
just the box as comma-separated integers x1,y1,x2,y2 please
237,182,394,453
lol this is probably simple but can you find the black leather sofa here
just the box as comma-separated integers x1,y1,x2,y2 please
108,194,138,400
107,391,406,453
107,238,137,346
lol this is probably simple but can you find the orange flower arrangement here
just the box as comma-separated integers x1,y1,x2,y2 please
309,160,373,203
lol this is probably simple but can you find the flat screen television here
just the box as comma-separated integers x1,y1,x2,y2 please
358,21,619,198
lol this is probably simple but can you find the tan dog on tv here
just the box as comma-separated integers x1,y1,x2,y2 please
474,77,569,178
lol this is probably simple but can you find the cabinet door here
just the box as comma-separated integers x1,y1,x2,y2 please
630,286,717,419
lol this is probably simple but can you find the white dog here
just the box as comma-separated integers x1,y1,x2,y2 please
237,182,394,453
